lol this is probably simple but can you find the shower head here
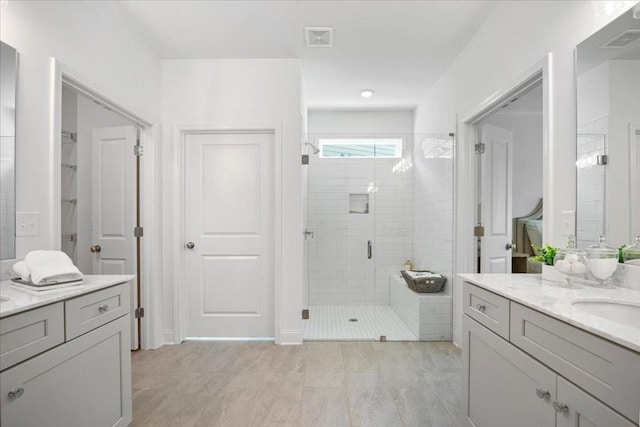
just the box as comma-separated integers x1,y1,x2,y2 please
305,142,320,155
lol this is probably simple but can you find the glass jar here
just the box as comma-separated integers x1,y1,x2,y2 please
622,236,640,266
554,235,588,286
586,235,619,285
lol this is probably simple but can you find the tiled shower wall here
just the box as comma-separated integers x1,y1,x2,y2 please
577,117,608,247
306,151,413,306
412,135,455,294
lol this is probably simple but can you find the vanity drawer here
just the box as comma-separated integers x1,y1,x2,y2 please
463,282,510,339
65,283,130,340
510,302,640,423
0,303,65,371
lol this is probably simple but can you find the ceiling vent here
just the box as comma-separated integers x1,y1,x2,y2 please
305,27,334,48
600,29,640,48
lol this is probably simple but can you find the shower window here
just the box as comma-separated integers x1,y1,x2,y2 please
318,137,402,158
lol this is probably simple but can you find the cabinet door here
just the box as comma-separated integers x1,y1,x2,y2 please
1,315,132,427
463,315,556,427
555,377,636,427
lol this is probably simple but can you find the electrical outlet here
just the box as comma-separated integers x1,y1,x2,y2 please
561,210,575,236
16,212,40,236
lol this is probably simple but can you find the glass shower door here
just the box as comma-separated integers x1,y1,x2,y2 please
303,133,376,341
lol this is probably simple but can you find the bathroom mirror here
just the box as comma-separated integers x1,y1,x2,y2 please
576,8,640,249
0,41,18,260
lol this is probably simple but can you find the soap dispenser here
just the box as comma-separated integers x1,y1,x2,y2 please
403,260,413,271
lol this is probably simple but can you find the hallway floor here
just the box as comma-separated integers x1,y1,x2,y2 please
131,340,461,427
303,305,417,341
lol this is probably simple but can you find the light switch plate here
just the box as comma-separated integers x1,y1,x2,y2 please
16,212,40,236
561,210,575,236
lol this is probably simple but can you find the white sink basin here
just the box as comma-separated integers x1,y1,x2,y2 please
571,299,640,329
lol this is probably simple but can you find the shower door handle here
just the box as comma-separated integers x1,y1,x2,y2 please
367,240,372,259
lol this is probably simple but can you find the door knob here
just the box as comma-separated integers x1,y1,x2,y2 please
90,245,102,253
185,242,195,249
506,242,516,250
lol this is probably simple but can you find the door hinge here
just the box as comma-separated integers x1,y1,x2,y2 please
302,309,309,320
134,226,144,237
134,145,144,157
301,154,309,165
134,307,145,319
474,225,485,237
475,143,485,155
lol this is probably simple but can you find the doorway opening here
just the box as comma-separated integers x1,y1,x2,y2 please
59,80,148,350
459,59,548,277
475,84,544,274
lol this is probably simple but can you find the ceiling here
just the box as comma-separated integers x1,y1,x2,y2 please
577,7,640,75
119,1,493,109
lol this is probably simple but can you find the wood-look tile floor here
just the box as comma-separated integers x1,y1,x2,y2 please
131,341,462,427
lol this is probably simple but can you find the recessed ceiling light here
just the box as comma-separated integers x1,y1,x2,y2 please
360,89,374,98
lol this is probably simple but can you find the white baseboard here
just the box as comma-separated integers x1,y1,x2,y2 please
278,329,303,345
162,330,176,346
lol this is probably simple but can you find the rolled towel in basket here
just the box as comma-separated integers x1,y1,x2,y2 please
23,250,83,285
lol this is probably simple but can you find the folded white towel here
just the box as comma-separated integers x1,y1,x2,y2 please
405,270,442,279
24,250,74,267
13,261,31,282
23,250,83,285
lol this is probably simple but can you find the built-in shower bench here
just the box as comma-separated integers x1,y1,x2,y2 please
389,274,452,341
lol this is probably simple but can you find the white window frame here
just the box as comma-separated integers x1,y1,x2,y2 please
317,137,403,159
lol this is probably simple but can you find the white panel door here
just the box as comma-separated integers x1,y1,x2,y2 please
480,124,513,273
92,126,137,349
185,132,275,338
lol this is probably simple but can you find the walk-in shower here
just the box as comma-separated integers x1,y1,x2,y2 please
302,131,455,342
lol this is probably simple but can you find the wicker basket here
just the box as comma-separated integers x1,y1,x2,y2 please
401,270,446,293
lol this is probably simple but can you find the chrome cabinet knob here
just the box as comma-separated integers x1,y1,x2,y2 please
185,242,195,249
8,387,24,400
535,388,550,399
98,304,109,313
90,245,102,253
553,401,569,413
475,304,486,313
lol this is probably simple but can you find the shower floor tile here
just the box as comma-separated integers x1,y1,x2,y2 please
303,305,417,341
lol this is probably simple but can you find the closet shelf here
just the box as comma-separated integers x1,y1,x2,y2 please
61,130,76,142
62,198,77,205
62,233,77,242
62,163,77,171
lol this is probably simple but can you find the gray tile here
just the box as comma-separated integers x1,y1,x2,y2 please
346,373,403,427
301,387,351,427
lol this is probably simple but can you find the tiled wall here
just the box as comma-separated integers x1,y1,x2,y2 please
306,148,413,306
412,134,455,294
577,117,608,247
0,136,15,260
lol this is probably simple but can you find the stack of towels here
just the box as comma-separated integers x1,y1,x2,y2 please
13,250,84,290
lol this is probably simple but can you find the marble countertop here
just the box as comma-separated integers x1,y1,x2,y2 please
459,273,640,353
0,275,135,318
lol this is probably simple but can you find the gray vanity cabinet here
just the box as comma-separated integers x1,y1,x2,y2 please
556,377,636,427
463,316,556,427
463,281,639,427
0,282,132,427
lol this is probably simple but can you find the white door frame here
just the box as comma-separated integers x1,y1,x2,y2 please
454,55,551,344
50,58,161,350
171,125,283,344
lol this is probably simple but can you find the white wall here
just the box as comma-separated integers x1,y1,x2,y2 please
308,110,414,135
161,58,303,344
412,0,634,346
0,1,161,258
